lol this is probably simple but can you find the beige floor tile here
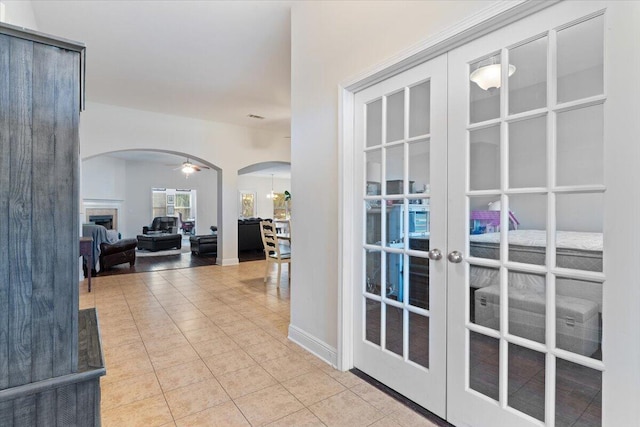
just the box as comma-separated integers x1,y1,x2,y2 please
388,406,439,427
156,359,215,392
192,335,240,358
101,372,163,410
234,384,304,426
351,382,406,414
182,325,227,344
217,365,277,398
137,324,182,341
175,400,250,427
259,354,316,382
219,319,261,335
173,316,216,332
244,338,293,362
144,334,191,356
102,394,173,427
369,417,404,427
102,356,155,385
103,340,148,364
149,345,200,370
203,349,258,376
265,408,325,427
231,328,274,348
326,369,366,388
164,377,230,419
308,390,384,427
281,370,346,406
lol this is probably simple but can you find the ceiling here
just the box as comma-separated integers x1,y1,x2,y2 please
30,1,292,135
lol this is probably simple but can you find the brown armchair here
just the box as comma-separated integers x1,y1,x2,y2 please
143,216,178,234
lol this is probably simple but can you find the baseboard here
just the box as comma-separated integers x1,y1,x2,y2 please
218,257,239,266
288,324,338,368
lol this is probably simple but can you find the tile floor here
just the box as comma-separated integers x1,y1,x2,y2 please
81,260,436,427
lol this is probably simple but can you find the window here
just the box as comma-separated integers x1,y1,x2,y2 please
152,188,196,221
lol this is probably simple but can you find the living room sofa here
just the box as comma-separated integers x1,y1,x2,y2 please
238,218,266,252
99,239,137,271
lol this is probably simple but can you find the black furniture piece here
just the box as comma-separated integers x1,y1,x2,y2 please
137,234,182,251
238,218,267,252
190,235,217,256
100,238,138,270
142,216,178,234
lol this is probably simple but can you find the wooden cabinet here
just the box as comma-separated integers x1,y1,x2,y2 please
0,22,104,425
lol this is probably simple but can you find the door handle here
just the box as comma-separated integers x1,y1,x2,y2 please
447,250,464,263
428,248,443,261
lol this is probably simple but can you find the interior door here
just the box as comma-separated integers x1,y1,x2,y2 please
353,54,448,416
447,2,611,426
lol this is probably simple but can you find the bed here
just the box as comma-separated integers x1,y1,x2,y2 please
469,230,603,356
469,229,603,272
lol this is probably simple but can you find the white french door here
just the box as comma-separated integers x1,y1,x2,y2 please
353,54,448,416
351,1,639,426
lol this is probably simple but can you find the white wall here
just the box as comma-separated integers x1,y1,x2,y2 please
237,175,291,219
1,0,38,29
80,102,289,265
81,156,127,202
290,1,496,363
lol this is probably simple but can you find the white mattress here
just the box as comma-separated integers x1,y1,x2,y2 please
469,230,602,252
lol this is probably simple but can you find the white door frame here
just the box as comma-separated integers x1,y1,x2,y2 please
337,0,555,373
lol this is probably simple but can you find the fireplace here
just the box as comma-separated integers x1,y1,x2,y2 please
86,207,118,230
89,215,113,230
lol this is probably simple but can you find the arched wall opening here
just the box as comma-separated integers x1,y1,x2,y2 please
238,161,292,220
81,149,222,244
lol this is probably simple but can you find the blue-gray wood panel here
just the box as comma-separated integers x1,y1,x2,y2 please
0,34,11,391
0,35,80,390
51,44,80,378
7,35,34,389
31,42,57,383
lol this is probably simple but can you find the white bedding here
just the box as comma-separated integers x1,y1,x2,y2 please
469,229,602,252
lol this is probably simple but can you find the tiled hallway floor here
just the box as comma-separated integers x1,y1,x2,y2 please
80,261,436,427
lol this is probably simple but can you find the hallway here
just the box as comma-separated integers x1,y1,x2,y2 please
81,261,436,426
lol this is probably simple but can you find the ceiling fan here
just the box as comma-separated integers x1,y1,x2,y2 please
168,159,211,176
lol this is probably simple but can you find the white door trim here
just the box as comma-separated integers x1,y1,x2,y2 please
338,0,557,373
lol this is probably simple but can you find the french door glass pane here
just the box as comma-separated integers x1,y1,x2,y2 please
470,55,501,123
386,91,405,143
385,305,404,356
556,104,604,186
386,252,403,302
366,150,382,194
409,81,431,137
408,258,429,310
556,192,603,272
471,266,500,331
557,15,604,103
556,358,602,426
409,312,429,368
365,250,382,296
365,298,381,346
508,37,547,114
365,208,381,245
469,195,502,259
469,331,499,401
508,193,547,265
385,145,404,194
408,138,430,194
366,99,383,147
509,116,547,188
508,343,545,422
469,125,500,191
386,202,404,245
556,277,602,360
507,270,546,344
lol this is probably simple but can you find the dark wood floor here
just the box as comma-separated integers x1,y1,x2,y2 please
94,249,266,277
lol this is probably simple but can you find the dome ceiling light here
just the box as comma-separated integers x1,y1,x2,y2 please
470,60,516,91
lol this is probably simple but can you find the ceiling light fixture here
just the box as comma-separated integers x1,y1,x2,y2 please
470,59,516,91
181,161,196,176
